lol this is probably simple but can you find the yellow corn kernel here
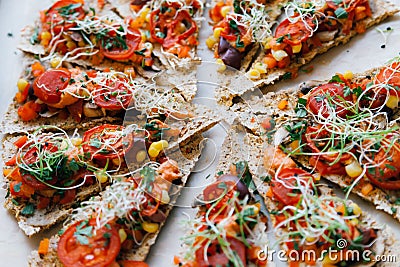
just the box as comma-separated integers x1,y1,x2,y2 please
350,218,359,226
148,146,160,158
221,6,231,17
142,221,159,233
313,173,321,181
247,69,260,80
17,79,28,92
292,43,302,54
216,58,226,72
262,36,273,49
136,150,147,163
41,31,52,41
343,70,353,80
112,157,124,166
206,36,218,49
90,35,97,46
140,30,147,42
50,57,61,68
213,27,223,38
152,140,169,151
118,228,127,243
66,41,77,50
246,204,260,216
254,62,267,74
322,254,340,265
78,40,86,47
271,49,288,61
140,7,150,20
386,95,399,109
349,202,362,216
71,137,82,147
96,172,109,184
278,99,288,110
345,160,363,178
306,236,315,243
161,190,170,204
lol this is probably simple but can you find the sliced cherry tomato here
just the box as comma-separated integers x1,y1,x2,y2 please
309,156,347,176
101,29,141,61
44,0,86,34
141,184,162,217
82,124,133,160
375,62,400,94
150,4,197,49
271,168,314,206
33,69,71,104
305,125,352,163
59,188,76,204
57,219,121,267
93,78,133,110
195,237,246,267
203,180,236,202
275,18,315,46
365,136,400,190
307,83,353,118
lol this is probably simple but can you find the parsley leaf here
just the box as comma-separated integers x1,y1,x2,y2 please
334,7,348,19
21,203,35,216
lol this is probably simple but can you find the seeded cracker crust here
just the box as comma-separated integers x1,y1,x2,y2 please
27,134,205,266
250,0,400,88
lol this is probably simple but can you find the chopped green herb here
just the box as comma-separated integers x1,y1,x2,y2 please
334,7,348,19
21,203,35,215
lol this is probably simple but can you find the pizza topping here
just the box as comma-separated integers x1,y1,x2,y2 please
33,68,72,104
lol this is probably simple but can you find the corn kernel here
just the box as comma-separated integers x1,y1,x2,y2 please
145,13,151,23
350,218,359,226
322,254,340,265
292,43,302,54
17,79,28,92
50,57,61,68
247,69,260,80
136,150,147,163
386,95,399,109
345,160,363,178
161,190,170,204
118,228,127,243
343,70,353,80
349,202,362,216
152,140,169,151
71,137,82,147
245,204,260,216
254,62,267,74
271,49,288,61
148,146,160,158
41,31,52,41
306,236,315,243
213,27,223,38
90,35,97,46
221,6,231,17
140,7,150,20
96,171,109,183
262,36,273,49
141,30,147,42
142,221,159,233
66,41,76,50
112,157,124,166
216,58,226,72
206,36,218,49
78,40,86,47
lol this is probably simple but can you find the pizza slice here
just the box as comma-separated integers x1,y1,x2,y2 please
214,123,400,266
175,124,271,266
28,133,204,265
246,0,399,86
1,108,210,236
109,0,205,68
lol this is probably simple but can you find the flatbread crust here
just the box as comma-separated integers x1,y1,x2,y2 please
250,0,400,88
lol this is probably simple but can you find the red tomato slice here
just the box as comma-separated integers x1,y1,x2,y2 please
82,124,133,160
93,78,133,110
374,62,400,95
275,18,315,46
44,0,86,34
33,68,71,104
57,219,121,267
203,180,236,202
195,237,246,267
271,168,313,206
365,136,400,190
307,83,353,118
101,29,141,61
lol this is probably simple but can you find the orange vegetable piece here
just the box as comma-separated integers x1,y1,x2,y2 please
18,101,40,122
5,155,17,166
118,261,149,267
278,99,288,110
263,55,277,69
361,183,373,195
31,62,45,77
38,238,50,255
13,135,28,148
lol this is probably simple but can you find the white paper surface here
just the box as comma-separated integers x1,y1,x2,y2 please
0,0,399,266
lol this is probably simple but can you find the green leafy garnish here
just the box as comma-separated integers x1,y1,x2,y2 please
21,203,35,216
334,7,348,19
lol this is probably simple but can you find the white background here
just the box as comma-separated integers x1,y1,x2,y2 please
0,0,400,266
